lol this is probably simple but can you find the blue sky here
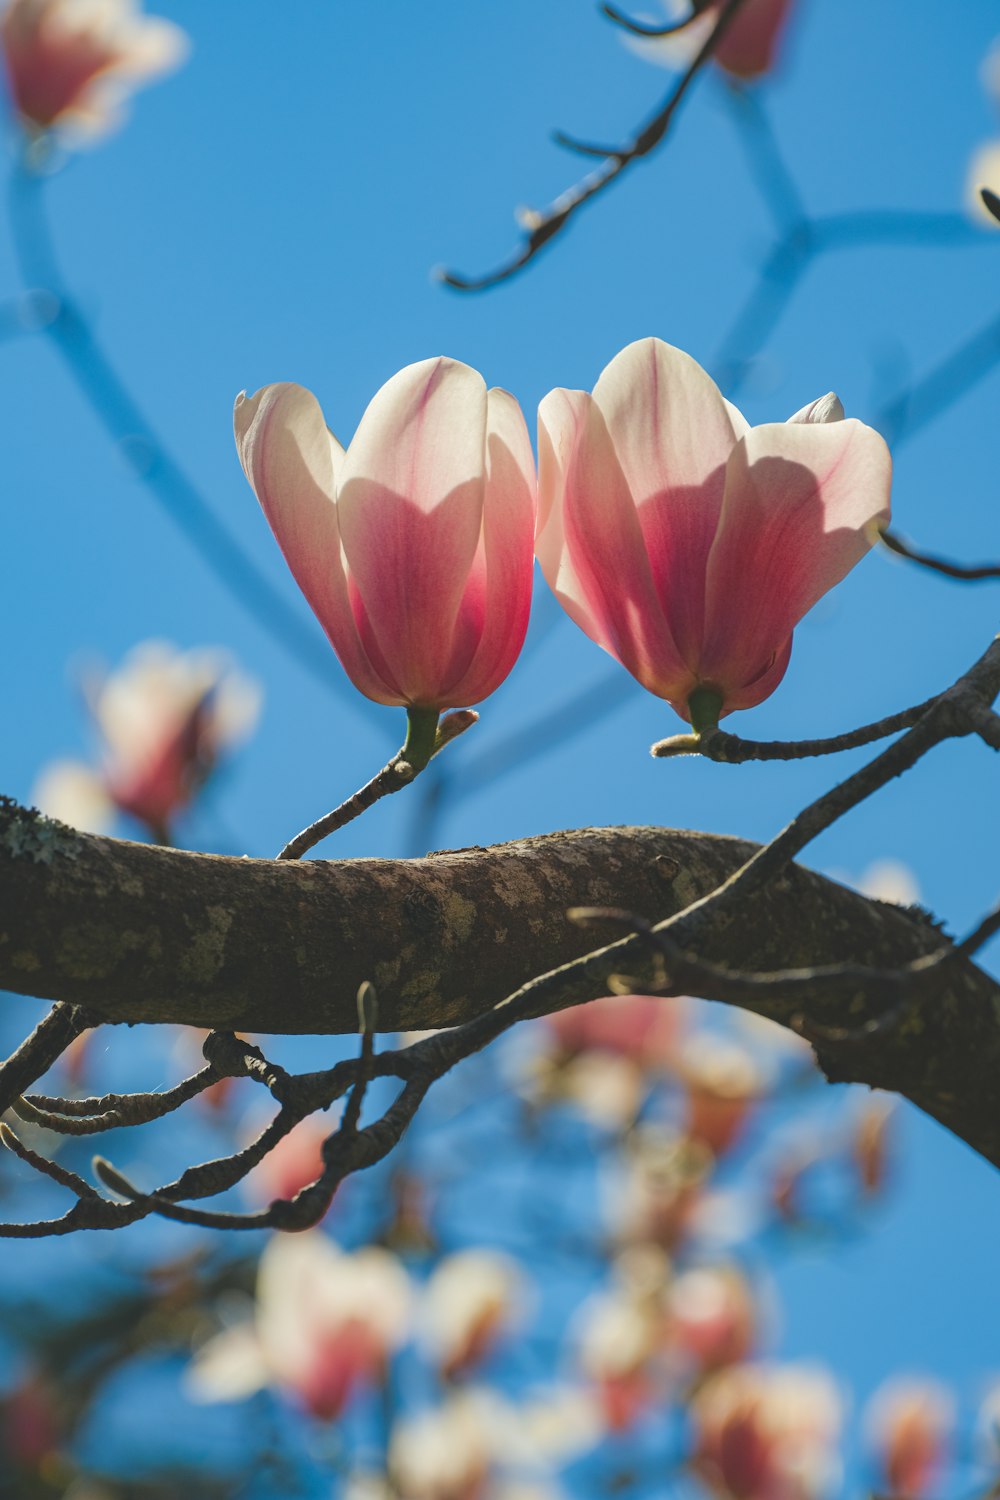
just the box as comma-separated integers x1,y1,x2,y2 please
1,0,999,1485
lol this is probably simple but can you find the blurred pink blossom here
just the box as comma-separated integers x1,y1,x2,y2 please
0,0,187,138
186,1232,411,1422
691,1363,842,1500
251,1117,331,1205
866,1379,954,1499
625,0,796,81
34,641,259,843
235,358,536,712
681,1034,767,1158
543,993,686,1069
667,1265,756,1373
422,1250,523,1379
966,41,1000,226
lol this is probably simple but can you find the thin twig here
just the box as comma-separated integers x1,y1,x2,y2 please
277,753,417,861
277,709,476,860
440,0,751,291
0,1123,101,1198
0,1003,94,1114
16,1066,219,1135
879,528,1000,583
651,695,941,760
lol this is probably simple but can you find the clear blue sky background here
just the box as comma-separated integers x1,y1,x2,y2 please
1,0,999,1486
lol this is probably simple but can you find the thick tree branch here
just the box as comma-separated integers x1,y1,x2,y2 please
2,797,999,1163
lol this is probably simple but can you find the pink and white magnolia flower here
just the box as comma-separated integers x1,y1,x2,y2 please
865,1379,954,1500
422,1250,523,1379
33,641,259,842
667,1264,756,1373
186,1232,411,1423
235,358,536,714
543,993,686,1070
625,0,796,83
0,0,187,138
537,338,892,726
966,42,1000,226
691,1363,843,1500
681,1034,768,1158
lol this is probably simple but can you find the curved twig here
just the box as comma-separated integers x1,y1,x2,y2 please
879,528,1000,583
651,695,941,760
441,0,750,291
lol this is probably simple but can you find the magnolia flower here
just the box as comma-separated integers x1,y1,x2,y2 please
667,1265,756,1372
0,0,187,139
33,641,259,843
611,1126,713,1252
543,993,685,1070
186,1232,411,1422
681,1034,768,1157
250,1116,331,1205
865,1379,954,1499
624,0,795,82
422,1249,523,1379
389,1388,595,1500
691,1363,842,1500
966,42,1000,226
390,1392,497,1500
850,1097,895,1198
576,1288,663,1430
526,1048,646,1131
235,359,536,725
537,338,892,727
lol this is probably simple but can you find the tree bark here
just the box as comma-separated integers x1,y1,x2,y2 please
2,798,998,1165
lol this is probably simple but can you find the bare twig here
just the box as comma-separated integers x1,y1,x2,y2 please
0,1002,94,1114
657,638,1000,946
277,753,417,861
651,695,940,761
276,710,475,861
440,0,751,291
879,528,1000,583
16,1066,220,1135
0,1122,101,1198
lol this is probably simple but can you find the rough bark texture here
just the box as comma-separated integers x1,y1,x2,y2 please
2,799,998,1164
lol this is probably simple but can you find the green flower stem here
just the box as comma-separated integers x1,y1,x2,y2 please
277,708,482,862
687,686,724,736
402,707,441,773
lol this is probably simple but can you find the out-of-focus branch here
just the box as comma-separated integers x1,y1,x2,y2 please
5,156,385,728
440,0,751,292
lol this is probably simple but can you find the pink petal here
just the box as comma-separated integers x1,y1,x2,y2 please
592,338,748,669
336,358,489,706
537,386,690,702
447,387,537,706
713,0,795,79
234,384,395,703
699,418,892,697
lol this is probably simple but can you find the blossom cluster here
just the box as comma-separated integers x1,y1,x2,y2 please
153,985,985,1500
236,340,892,734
